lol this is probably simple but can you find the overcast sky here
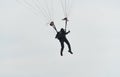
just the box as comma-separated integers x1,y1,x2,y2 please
0,0,120,77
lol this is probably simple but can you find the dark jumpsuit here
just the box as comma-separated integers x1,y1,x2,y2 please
55,29,72,56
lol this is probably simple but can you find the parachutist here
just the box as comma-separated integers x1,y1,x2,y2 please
18,0,73,56
55,28,73,56
50,18,73,56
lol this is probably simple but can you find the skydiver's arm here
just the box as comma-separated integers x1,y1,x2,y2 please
62,17,68,32
65,19,68,32
65,18,68,32
54,26,58,33
66,30,70,35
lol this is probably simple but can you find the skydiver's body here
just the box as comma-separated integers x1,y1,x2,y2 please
55,28,73,56
50,17,73,56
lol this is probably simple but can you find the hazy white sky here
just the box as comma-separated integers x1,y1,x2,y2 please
0,0,120,77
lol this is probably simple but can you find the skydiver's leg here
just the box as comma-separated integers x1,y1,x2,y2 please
64,38,73,54
59,41,64,56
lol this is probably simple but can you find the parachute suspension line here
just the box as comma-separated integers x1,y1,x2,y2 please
61,0,68,17
44,0,53,21
49,0,57,33
60,0,72,18
67,0,72,17
20,0,48,22
60,0,66,17
31,0,51,22
64,0,67,17
66,0,69,17
66,0,70,17
60,0,70,31
40,0,53,21
50,0,54,21
19,0,39,16
36,0,51,22
60,0,73,31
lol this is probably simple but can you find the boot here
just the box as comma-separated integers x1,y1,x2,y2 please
68,50,73,54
